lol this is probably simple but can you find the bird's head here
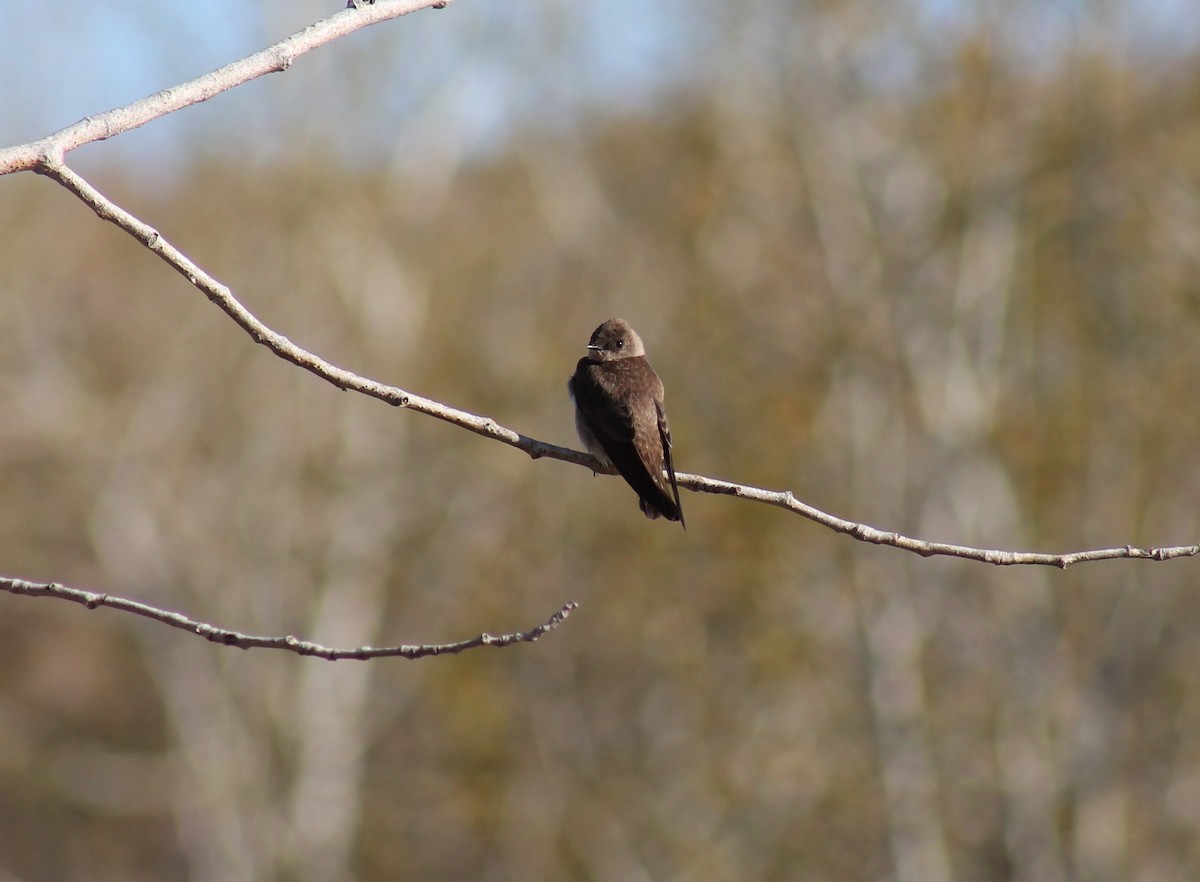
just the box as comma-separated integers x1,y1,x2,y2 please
585,318,645,362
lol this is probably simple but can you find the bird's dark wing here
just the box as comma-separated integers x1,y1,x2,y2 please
655,399,685,529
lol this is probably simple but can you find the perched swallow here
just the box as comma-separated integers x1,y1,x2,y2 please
568,318,685,527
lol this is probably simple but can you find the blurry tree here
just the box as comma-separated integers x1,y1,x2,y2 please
3,1,1200,881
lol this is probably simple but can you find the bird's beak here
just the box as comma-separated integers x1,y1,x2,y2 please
586,344,603,359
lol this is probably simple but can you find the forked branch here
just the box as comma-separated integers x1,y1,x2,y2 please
0,0,450,175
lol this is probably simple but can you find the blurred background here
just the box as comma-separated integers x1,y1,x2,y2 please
4,0,1200,879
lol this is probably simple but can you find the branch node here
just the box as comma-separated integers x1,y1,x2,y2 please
203,626,239,645
32,149,63,177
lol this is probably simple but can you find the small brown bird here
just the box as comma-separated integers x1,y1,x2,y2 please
569,318,685,527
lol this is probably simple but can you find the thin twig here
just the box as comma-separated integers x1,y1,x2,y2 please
33,160,597,468
1,577,577,660
679,473,1200,568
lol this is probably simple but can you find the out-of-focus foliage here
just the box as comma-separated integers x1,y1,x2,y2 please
3,2,1200,881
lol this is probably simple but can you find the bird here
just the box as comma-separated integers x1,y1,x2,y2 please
568,318,685,527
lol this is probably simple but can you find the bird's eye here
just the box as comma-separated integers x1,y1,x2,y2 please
614,340,624,349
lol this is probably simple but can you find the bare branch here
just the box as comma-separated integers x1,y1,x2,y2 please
679,473,1200,568
3,1,1196,574
1,576,577,660
28,162,1200,570
0,0,449,175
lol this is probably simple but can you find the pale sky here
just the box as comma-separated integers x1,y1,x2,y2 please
3,0,1198,171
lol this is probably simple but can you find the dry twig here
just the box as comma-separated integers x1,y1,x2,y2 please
1,577,576,660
